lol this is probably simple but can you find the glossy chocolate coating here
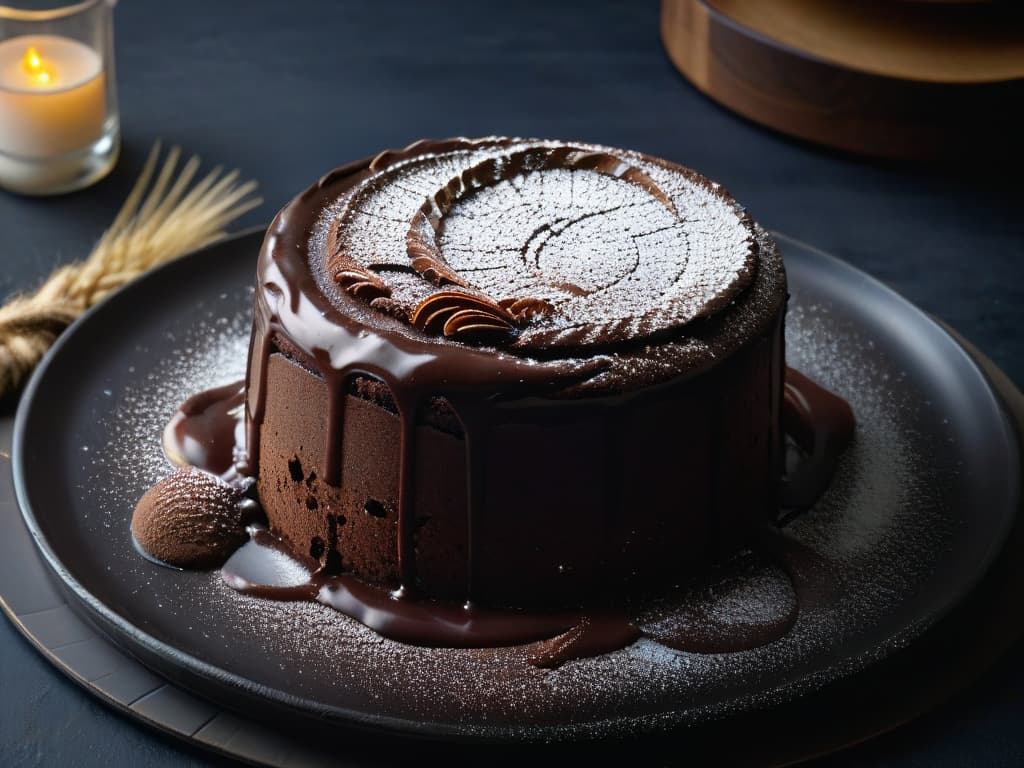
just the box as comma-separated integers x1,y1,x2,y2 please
149,365,851,665
132,139,858,666
245,138,789,609
163,382,245,477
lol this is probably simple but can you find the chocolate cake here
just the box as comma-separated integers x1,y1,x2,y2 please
132,137,857,665
243,137,788,610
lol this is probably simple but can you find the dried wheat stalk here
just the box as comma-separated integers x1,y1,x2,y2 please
0,143,261,398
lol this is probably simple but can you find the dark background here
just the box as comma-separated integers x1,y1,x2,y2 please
1,1,1022,765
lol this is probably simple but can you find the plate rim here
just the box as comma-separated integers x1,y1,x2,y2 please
10,227,1021,742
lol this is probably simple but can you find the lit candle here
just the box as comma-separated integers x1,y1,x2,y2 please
0,34,106,159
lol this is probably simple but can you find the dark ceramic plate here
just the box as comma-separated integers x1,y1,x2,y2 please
11,230,1020,743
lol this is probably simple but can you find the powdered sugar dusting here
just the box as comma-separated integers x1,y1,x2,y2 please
323,139,755,349
59,224,1002,743
441,167,689,345
89,297,251,522
74,262,973,741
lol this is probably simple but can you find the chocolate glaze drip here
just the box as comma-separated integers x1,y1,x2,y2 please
246,307,604,591
162,381,245,476
781,368,857,510
162,365,850,667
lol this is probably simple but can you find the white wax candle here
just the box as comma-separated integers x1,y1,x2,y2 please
0,34,106,159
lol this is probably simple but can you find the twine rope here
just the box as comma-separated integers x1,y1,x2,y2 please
0,143,261,399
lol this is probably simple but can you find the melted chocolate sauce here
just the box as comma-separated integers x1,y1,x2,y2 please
781,368,856,510
224,529,584,648
162,381,245,477
219,524,831,668
529,615,642,669
158,363,851,668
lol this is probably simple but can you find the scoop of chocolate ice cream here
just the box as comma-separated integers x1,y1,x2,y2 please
131,468,256,568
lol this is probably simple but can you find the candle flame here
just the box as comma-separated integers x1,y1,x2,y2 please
23,46,55,86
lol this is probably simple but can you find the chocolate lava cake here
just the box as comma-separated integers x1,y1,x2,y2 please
243,137,787,610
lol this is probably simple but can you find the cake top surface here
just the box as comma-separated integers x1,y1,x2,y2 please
314,138,757,352
259,137,786,395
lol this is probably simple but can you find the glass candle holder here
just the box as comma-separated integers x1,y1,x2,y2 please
0,0,119,195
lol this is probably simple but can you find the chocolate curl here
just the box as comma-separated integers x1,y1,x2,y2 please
411,290,517,342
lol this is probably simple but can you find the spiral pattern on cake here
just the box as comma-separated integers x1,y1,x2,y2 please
321,139,758,351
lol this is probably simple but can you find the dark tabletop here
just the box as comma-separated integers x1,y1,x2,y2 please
1,1,1023,765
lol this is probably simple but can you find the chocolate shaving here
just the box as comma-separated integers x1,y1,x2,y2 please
348,281,389,300
442,308,514,337
368,297,411,322
411,291,516,341
410,255,469,288
333,257,391,302
406,238,437,262
407,216,470,288
504,297,554,325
